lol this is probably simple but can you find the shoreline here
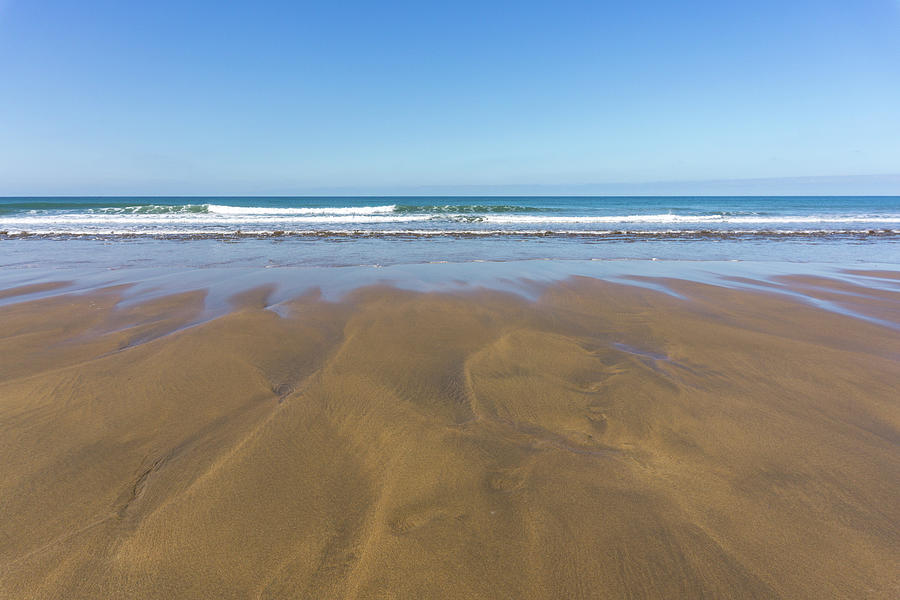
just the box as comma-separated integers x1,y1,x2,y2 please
4,229,900,239
2,259,898,327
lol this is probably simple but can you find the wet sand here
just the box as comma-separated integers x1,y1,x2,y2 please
1,275,898,598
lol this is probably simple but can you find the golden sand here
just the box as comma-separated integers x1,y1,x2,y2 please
1,275,898,598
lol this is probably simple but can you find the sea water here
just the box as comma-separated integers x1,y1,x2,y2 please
1,196,899,239
1,196,898,311
1,196,898,266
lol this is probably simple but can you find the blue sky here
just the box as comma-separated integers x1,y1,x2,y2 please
1,0,899,195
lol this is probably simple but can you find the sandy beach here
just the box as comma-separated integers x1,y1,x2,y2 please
5,0,900,595
1,272,898,599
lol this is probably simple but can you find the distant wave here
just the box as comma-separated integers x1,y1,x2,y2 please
0,214,435,226
472,214,900,224
87,203,544,216
4,211,899,225
394,204,543,214
87,204,402,215
205,204,398,215
90,204,210,214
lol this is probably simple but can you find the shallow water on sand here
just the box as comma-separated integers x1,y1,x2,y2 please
2,250,899,330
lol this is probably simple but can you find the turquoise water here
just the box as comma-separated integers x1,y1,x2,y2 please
1,196,899,237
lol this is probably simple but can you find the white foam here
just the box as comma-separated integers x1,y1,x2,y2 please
477,214,900,224
0,214,432,225
5,211,899,230
3,228,898,237
3,207,899,238
204,204,397,215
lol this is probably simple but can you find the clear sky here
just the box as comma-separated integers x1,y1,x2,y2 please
1,0,899,195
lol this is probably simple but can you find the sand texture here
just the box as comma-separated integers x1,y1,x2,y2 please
1,276,898,599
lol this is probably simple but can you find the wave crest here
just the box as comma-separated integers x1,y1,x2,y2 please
205,204,397,215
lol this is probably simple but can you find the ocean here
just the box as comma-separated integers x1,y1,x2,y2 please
2,196,899,239
2,196,899,306
1,196,898,270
